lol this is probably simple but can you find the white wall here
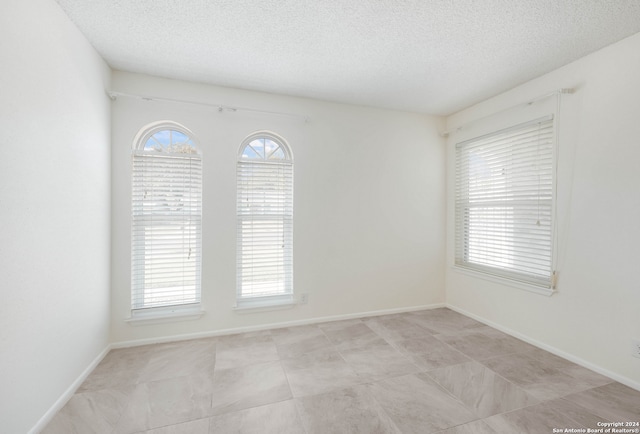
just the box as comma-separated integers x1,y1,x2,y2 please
445,32,640,387
111,71,445,343
0,0,112,432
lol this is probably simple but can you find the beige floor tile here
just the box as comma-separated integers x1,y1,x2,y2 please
114,372,214,433
564,382,640,421
434,420,497,434
339,340,418,381
407,308,485,335
481,352,613,400
426,361,538,418
210,360,291,416
270,324,324,345
553,397,614,427
271,324,334,360
214,333,279,370
208,400,304,434
78,346,153,392
296,386,401,434
142,417,210,434
366,374,477,433
138,339,216,383
42,386,133,434
521,347,577,369
44,308,637,433
483,398,610,434
363,315,432,341
391,334,471,371
215,341,279,370
319,319,385,351
392,334,449,355
435,327,536,360
282,350,365,397
215,330,272,343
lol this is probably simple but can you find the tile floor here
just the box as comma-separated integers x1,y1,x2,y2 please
42,308,640,433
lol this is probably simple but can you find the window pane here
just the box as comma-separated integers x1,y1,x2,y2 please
237,134,293,304
269,148,285,160
249,139,265,159
455,116,554,288
132,125,202,311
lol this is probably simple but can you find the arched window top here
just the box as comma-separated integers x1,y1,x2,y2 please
133,121,200,155
238,131,292,161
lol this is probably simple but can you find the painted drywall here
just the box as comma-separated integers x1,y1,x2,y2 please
445,32,640,387
0,0,112,432
110,71,445,343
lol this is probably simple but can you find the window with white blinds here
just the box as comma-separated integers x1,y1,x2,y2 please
455,115,555,289
236,132,293,307
131,124,202,311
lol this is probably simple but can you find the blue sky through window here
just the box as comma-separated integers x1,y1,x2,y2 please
241,137,287,160
144,129,196,152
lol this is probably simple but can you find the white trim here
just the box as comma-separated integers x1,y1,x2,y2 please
446,303,640,393
452,265,556,297
233,298,297,313
111,303,445,348
29,344,112,434
126,307,205,326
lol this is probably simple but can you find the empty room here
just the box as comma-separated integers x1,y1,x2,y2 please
2,0,640,433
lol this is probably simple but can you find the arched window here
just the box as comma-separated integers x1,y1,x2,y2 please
131,121,202,312
236,132,293,307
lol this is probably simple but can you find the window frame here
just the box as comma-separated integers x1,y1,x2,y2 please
454,115,556,294
130,121,203,318
236,131,294,309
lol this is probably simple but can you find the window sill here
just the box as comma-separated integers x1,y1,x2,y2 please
233,295,296,313
452,265,556,297
126,306,206,326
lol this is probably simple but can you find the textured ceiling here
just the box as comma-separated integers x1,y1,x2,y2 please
55,0,640,115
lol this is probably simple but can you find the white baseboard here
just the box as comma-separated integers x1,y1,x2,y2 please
29,344,112,434
111,303,446,348
446,303,640,393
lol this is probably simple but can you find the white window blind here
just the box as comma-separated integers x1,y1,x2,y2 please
131,128,202,311
455,115,555,288
237,134,293,306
